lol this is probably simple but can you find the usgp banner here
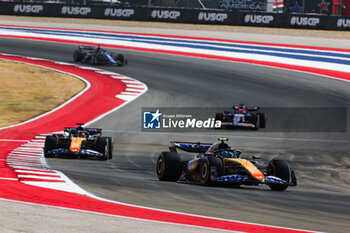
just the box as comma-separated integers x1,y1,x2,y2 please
0,2,350,31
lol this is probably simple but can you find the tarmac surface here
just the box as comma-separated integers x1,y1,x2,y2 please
0,17,349,233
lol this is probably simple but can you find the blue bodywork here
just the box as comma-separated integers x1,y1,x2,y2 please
48,148,103,157
102,51,116,64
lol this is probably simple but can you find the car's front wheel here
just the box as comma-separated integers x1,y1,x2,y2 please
44,135,57,158
268,158,290,191
115,54,127,66
199,156,223,185
105,137,113,160
96,137,109,160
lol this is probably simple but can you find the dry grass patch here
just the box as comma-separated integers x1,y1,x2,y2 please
0,60,85,127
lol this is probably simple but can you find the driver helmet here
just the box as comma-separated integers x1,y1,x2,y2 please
218,141,229,150
76,126,84,131
239,104,246,110
220,151,235,158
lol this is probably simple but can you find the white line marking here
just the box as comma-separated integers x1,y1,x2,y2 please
8,158,39,161
0,177,18,181
96,71,118,75
121,80,142,84
116,95,139,101
9,166,47,170
124,88,144,92
126,84,145,88
31,139,45,142
77,66,102,70
17,175,63,180
15,170,58,175
0,139,29,142
10,152,41,156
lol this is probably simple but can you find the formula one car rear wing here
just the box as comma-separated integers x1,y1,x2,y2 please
64,127,102,136
246,107,259,111
78,45,96,50
169,141,212,153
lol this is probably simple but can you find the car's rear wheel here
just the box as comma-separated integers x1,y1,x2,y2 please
73,50,83,62
215,113,223,129
105,137,113,160
199,158,210,185
200,156,223,185
258,112,267,128
251,114,260,130
44,135,57,158
157,152,182,181
268,158,290,191
96,137,109,160
89,55,97,65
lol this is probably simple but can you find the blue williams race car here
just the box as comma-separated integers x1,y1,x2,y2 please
157,138,296,191
73,45,127,66
215,104,266,130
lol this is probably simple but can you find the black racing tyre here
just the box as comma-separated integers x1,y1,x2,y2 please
44,135,57,158
96,137,109,160
291,170,297,186
156,152,182,181
258,113,267,128
56,134,65,139
200,156,224,185
215,113,223,121
208,156,224,178
215,113,223,129
251,114,260,130
268,158,290,191
209,156,224,181
73,50,83,62
115,54,127,66
199,158,211,185
104,137,113,160
89,55,97,65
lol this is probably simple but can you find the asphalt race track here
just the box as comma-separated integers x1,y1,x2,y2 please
1,37,350,233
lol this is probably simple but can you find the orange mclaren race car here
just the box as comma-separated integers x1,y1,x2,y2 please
43,123,113,160
156,138,296,191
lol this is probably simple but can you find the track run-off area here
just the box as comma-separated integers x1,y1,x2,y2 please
0,22,349,233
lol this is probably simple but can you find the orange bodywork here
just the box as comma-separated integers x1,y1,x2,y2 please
228,159,265,180
70,137,86,152
187,158,200,179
